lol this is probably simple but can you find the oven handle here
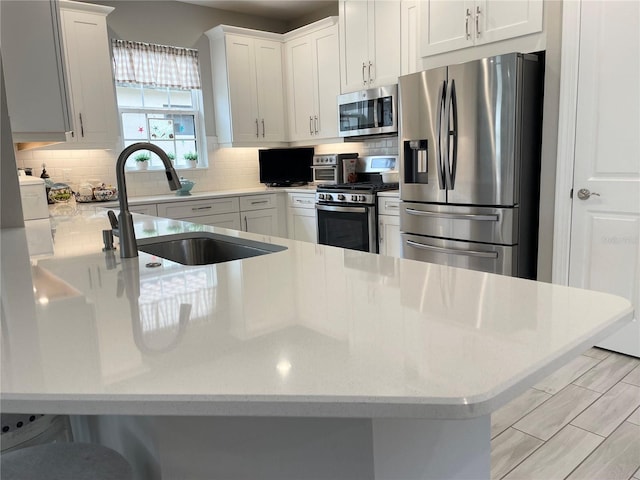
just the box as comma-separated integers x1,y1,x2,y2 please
315,204,369,214
405,239,499,258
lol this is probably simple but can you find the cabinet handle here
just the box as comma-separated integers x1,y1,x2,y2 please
191,206,212,211
379,221,384,244
255,119,259,138
314,115,319,134
465,9,471,40
368,61,373,83
362,62,367,85
79,112,85,138
310,116,314,135
476,6,481,38
244,215,248,231
386,203,399,210
262,119,265,137
251,200,269,205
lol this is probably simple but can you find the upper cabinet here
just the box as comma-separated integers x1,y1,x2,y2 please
284,18,340,143
59,1,118,148
1,0,118,148
1,0,72,143
420,0,543,57
339,0,401,93
207,26,287,147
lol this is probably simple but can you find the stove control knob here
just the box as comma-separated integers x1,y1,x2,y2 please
325,194,333,201
359,195,366,202
318,194,324,200
338,194,345,200
351,195,358,201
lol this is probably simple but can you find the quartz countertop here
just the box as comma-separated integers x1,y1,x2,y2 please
0,208,633,419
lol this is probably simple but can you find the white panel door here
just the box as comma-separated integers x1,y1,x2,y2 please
370,0,401,88
339,0,370,93
242,208,279,236
226,35,260,143
401,0,420,75
254,39,286,142
476,0,543,45
420,0,474,57
285,37,315,141
569,0,640,356
313,26,340,138
379,215,401,257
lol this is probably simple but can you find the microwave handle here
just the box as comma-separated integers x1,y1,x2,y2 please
375,98,381,127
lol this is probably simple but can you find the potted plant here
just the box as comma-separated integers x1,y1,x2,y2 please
167,152,176,163
134,152,151,170
184,152,198,168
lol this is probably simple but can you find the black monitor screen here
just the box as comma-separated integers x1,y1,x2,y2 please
259,148,314,187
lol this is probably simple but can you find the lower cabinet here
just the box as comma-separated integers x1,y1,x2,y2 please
239,194,279,236
378,195,401,257
157,197,241,229
286,192,317,244
129,204,158,217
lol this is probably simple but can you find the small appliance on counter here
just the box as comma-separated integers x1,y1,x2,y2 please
311,153,358,185
18,175,49,221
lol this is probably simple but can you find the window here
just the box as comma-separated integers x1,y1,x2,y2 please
112,40,206,169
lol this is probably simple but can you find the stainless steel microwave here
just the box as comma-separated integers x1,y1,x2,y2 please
338,84,398,138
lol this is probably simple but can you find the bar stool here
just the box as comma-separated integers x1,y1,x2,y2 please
1,414,133,480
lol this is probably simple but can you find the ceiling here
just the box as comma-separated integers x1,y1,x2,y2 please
176,0,336,21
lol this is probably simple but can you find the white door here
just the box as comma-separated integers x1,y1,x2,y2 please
568,0,640,356
243,208,279,236
420,0,474,57
285,36,315,141
313,26,340,138
254,39,286,142
226,35,260,143
369,0,401,88
378,215,401,257
475,0,543,45
339,0,370,93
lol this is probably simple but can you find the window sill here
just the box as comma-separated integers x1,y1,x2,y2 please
125,166,208,173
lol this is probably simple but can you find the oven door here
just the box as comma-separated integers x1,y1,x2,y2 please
311,166,340,184
316,204,377,253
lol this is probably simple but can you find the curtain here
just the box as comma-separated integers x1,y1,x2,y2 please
111,40,201,90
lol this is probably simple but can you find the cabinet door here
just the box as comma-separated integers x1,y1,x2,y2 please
401,0,420,75
254,39,286,142
129,204,158,216
420,0,474,57
379,214,400,257
339,0,370,93
242,208,279,236
289,208,318,244
60,7,118,147
313,26,340,138
369,0,401,88
225,35,260,143
476,0,543,45
285,36,315,141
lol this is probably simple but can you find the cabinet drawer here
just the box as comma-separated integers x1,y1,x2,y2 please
239,194,277,211
181,213,241,230
130,204,158,216
287,192,316,209
378,196,400,216
157,197,239,219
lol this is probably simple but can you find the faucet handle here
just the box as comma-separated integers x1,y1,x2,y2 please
107,210,119,233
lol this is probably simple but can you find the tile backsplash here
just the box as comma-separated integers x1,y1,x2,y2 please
14,137,398,196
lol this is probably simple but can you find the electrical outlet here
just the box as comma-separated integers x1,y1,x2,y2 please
63,169,72,182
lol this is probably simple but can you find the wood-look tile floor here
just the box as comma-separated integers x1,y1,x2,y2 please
491,347,640,480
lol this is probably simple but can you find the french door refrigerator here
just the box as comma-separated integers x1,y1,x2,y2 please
399,53,544,279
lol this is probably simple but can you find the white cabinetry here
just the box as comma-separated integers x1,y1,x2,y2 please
239,194,279,236
378,195,400,257
287,192,317,244
401,0,420,75
129,204,158,217
207,26,286,146
1,0,72,143
420,0,543,57
59,1,118,148
339,0,401,93
157,197,242,230
284,18,340,142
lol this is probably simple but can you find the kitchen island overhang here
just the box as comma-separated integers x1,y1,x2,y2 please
1,208,634,479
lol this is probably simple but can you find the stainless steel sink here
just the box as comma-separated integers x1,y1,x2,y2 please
137,232,287,265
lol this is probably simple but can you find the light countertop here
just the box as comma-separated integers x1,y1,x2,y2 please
0,208,633,419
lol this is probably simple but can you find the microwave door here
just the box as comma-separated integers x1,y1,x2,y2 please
446,56,520,206
399,67,447,204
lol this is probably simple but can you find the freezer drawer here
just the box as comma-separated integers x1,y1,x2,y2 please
401,233,517,276
400,203,518,245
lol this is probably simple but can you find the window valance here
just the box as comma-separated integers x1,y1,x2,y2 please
111,39,201,90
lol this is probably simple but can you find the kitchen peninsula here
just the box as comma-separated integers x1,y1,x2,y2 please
0,207,633,480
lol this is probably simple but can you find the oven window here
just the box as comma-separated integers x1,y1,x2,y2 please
312,168,337,182
339,100,376,131
317,208,371,252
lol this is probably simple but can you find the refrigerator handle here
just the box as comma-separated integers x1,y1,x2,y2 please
435,80,447,190
444,79,458,190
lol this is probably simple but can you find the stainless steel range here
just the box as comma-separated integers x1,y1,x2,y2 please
316,156,398,253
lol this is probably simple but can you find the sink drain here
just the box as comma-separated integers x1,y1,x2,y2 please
145,262,162,268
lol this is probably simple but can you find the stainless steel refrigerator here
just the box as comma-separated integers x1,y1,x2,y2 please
399,53,543,278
